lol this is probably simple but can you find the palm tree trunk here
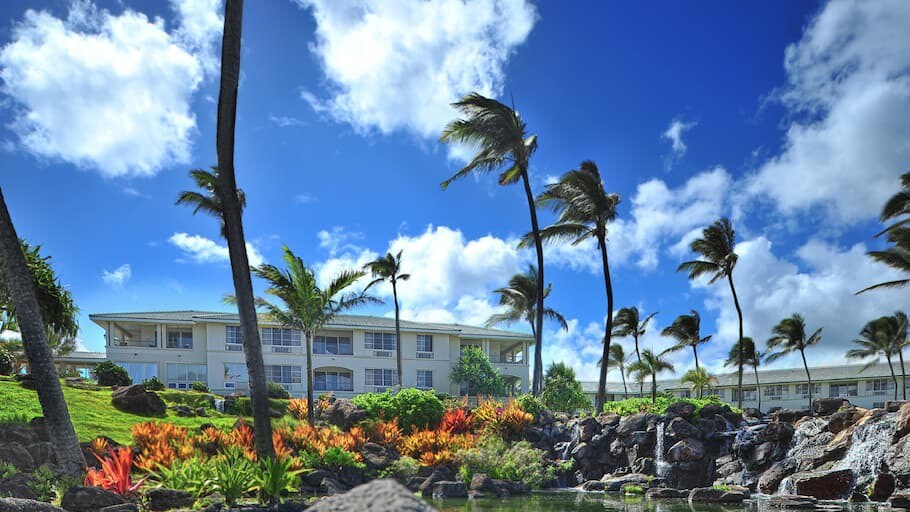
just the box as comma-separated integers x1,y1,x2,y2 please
754,365,761,412
651,373,657,404
692,346,701,398
887,354,898,401
620,366,628,396
214,0,274,460
727,273,745,409
595,234,615,412
634,333,643,397
306,332,315,424
392,280,402,388
519,171,545,396
800,348,813,416
0,188,84,477
900,351,907,400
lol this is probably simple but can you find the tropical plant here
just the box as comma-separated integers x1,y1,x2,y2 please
251,245,378,423
84,447,145,496
450,346,505,397
378,456,420,481
352,389,444,431
146,456,211,498
440,408,473,434
252,456,302,506
876,171,910,235
523,160,620,411
209,447,256,507
457,436,553,488
515,394,544,419
847,315,903,400
93,361,132,387
602,395,733,416
766,314,822,413
364,251,410,388
440,93,546,395
142,376,165,391
612,307,657,397
267,381,290,399
604,343,630,396
681,368,718,398
677,218,745,406
626,349,675,404
660,310,711,395
540,362,589,413
892,311,909,400
190,381,209,393
724,337,763,410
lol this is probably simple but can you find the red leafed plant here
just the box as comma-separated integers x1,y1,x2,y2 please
84,447,146,496
440,408,473,434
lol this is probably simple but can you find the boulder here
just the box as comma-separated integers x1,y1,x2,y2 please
743,408,763,420
785,469,854,500
0,473,38,500
26,443,55,468
774,409,811,423
891,492,910,509
577,416,600,442
571,442,591,461
321,399,367,430
768,495,818,509
616,413,649,436
110,385,165,416
577,480,604,492
688,487,747,503
0,444,35,473
361,442,397,471
28,418,49,443
757,459,796,494
307,479,437,512
302,469,335,488
667,438,705,462
699,404,724,419
894,402,910,442
764,422,795,442
665,417,699,440
60,487,125,512
887,400,910,413
827,408,866,435
645,488,688,499
0,498,67,512
169,405,194,417
418,466,455,495
98,505,137,512
321,477,346,495
869,473,896,503
750,441,777,469
666,402,696,420
0,424,37,445
888,435,910,487
145,489,194,511
601,473,649,492
430,481,466,499
813,398,848,416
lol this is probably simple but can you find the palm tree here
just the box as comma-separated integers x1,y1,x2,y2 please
0,190,84,476
440,93,546,394
876,172,910,235
660,310,711,395
175,167,245,237
766,314,822,413
607,343,630,397
524,160,620,412
612,306,657,397
364,251,410,388
681,368,718,398
252,246,379,423
725,337,763,410
677,218,745,407
857,227,910,293
893,311,909,400
485,265,568,382
847,316,901,400
627,349,675,403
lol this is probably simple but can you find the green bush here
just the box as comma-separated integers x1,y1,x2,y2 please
93,361,131,387
352,388,443,430
267,381,290,399
457,435,553,488
252,457,302,506
515,394,544,419
623,484,644,495
147,456,212,498
602,395,737,416
0,347,12,376
209,447,256,507
158,390,216,410
190,381,210,393
379,456,420,481
231,397,289,417
301,447,365,473
142,376,165,391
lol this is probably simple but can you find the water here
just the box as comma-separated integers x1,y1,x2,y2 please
214,399,225,413
834,412,896,483
655,421,670,478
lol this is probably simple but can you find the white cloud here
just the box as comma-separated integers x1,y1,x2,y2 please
0,1,220,177
294,194,316,204
746,0,910,224
169,232,265,267
101,263,131,287
662,118,696,159
170,0,223,76
269,113,304,127
294,0,536,153
317,226,365,256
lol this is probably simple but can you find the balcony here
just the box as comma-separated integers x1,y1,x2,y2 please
111,338,157,348
488,353,525,365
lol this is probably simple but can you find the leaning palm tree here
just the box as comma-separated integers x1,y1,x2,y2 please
440,93,546,394
364,251,410,388
661,310,711,395
612,306,657,397
876,172,910,235
0,193,84,476
175,167,245,237
677,218,745,407
486,265,567,381
681,367,718,398
606,343,630,397
252,246,379,423
523,160,620,411
847,316,901,400
627,349,675,403
857,227,910,293
892,311,909,400
766,314,822,413
725,337,763,410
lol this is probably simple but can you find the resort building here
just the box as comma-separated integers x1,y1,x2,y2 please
582,362,910,410
87,310,533,398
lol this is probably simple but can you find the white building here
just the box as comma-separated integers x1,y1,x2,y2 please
88,310,532,398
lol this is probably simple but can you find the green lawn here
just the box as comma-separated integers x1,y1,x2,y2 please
0,377,240,444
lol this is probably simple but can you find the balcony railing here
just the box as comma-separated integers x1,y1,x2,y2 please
488,353,525,364
111,338,157,348
225,343,243,352
265,345,303,354
416,351,433,359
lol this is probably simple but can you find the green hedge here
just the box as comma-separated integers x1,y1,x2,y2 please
602,395,737,416
158,390,218,410
229,397,289,417
351,388,443,430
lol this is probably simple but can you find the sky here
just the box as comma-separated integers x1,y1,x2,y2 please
0,0,908,383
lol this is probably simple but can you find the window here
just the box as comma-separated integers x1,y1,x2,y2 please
166,328,193,349
829,382,858,397
795,383,821,397
166,363,207,390
365,368,397,388
315,370,353,391
867,379,894,396
417,370,433,389
314,335,353,355
679,390,691,398
874,402,885,409
416,335,433,353
365,332,396,351
732,387,758,402
262,328,301,347
765,385,787,399
118,362,157,383
708,388,725,398
223,363,248,383
225,326,243,350
265,365,302,384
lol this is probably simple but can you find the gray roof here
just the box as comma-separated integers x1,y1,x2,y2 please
55,351,107,362
89,310,533,341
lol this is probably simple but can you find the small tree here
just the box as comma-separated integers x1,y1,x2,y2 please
93,361,131,387
541,362,590,413
451,346,505,396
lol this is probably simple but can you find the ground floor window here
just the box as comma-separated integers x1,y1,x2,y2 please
365,368,397,389
867,379,894,396
795,383,821,397
223,363,248,389
116,362,157,383
315,370,353,391
732,387,758,402
829,382,858,397
416,370,433,389
265,365,302,385
765,385,787,399
166,363,206,389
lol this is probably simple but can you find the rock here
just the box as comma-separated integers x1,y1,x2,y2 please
813,398,848,416
110,385,165,416
764,422,795,442
894,402,910,442
321,477,346,495
758,459,796,494
665,417,699,440
785,469,854,500
869,473,896,502
667,438,705,462
577,480,604,492
492,480,529,496
699,404,724,419
430,481,466,499
98,505,137,512
338,466,364,488
523,427,543,443
891,492,910,509
645,488,688,499
307,479,437,511
405,477,425,493
0,498,67,512
321,399,367,430
0,444,35,473
170,405,194,417
0,424,37,445
887,400,910,412
828,408,866,435
577,416,600,442
768,495,818,508
0,473,38,500
26,443,55,468
743,408,763,420
60,486,126,512
616,413,649,436
469,473,493,492
146,489,194,511
609,438,624,457
750,441,777,469
774,409,811,423
666,402,696,420
28,418,49,443
418,466,455,495
601,473,649,492
571,442,591,461
688,487,747,503
302,469,335,488
361,443,397,471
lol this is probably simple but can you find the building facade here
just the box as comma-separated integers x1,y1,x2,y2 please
89,311,532,398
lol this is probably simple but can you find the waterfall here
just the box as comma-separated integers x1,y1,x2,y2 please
214,398,225,413
655,420,670,478
777,475,796,495
834,412,896,483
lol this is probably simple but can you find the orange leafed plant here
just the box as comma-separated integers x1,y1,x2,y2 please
370,418,402,447
90,437,109,456
400,428,475,462
287,398,308,421
471,398,532,438
84,447,146,496
440,408,473,434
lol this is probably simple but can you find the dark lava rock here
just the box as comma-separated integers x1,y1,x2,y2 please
688,487,747,503
577,480,605,492
571,442,591,460
743,408,763,420
699,404,724,419
0,424,37,445
99,505,137,512
431,481,466,499
302,469,335,488
0,473,38,500
0,498,67,512
891,492,910,509
645,488,688,499
666,402,696,420
320,399,367,430
418,466,455,495
869,472,896,502
813,398,849,416
894,402,910,442
308,479,437,511
577,416,600,442
26,443,55,468
786,469,854,500
667,438,705,462
361,442,397,471
616,413,650,436
758,459,796,494
774,409,811,423
602,473,649,492
666,417,699,440
321,477,346,496
146,489,194,511
0,444,35,473
768,495,818,508
60,486,126,512
110,385,165,416
828,408,866,435
764,422,795,442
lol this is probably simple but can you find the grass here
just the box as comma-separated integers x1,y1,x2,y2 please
0,377,239,444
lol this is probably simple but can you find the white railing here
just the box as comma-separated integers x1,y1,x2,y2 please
112,338,157,348
488,353,525,364
267,345,303,354
374,350,393,357
367,385,393,393
416,351,433,359
225,343,243,352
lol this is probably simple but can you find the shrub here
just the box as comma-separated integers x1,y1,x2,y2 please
142,376,165,391
1,462,18,479
450,346,504,396
252,457,302,506
158,390,215,410
352,389,444,431
190,381,210,393
0,346,13,376
515,394,544,419
440,408,472,434
379,456,419,481
300,447,365,473
602,396,737,416
231,397,289,417
471,398,533,439
399,429,475,466
93,361,131,387
209,447,256,507
267,381,290,399
540,363,590,413
146,456,212,498
287,398,308,420
457,436,552,488
84,447,144,496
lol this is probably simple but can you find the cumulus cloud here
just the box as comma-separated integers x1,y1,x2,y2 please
169,233,265,267
746,0,910,224
294,0,536,154
101,264,131,287
662,118,696,166
269,113,304,127
0,0,221,177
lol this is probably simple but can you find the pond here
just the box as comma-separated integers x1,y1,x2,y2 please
428,491,887,512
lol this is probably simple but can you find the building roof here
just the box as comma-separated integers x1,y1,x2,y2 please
55,351,107,362
89,310,533,341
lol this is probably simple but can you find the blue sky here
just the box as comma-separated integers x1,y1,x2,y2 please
0,0,908,382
